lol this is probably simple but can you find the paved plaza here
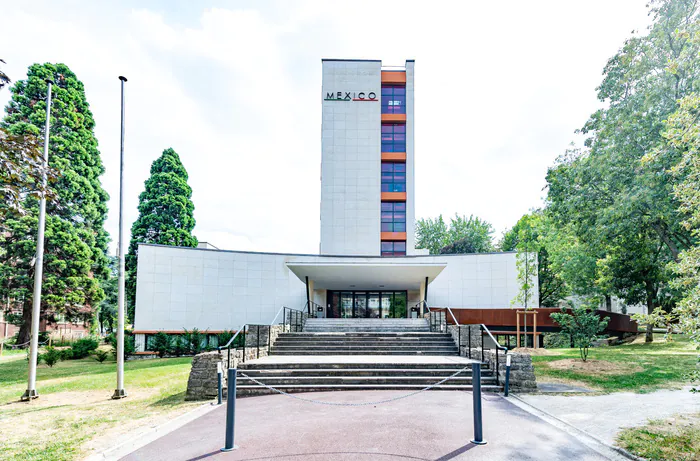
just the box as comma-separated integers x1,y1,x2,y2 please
121,391,621,461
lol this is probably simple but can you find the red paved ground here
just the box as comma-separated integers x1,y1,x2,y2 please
122,391,611,460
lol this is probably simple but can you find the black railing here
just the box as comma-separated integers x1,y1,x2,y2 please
219,324,273,369
428,310,446,333
453,323,508,386
304,300,325,318
283,306,306,332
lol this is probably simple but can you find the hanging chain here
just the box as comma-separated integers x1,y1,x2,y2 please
236,363,475,407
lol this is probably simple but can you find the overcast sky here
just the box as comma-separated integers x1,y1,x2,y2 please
1,1,653,255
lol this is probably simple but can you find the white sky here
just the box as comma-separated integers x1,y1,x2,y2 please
1,0,652,255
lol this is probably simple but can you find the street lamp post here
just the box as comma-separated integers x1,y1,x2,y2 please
21,79,54,402
112,76,128,400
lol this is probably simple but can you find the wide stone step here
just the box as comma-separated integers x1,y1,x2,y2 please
237,376,495,385
239,368,492,378
274,339,454,347
234,383,501,396
280,333,449,338
271,350,459,356
237,362,489,370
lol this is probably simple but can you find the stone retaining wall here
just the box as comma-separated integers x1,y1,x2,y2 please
448,325,537,392
185,325,284,401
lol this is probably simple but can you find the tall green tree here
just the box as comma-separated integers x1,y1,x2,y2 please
651,93,700,350
546,0,700,341
0,63,109,344
416,214,493,254
98,256,118,334
501,211,568,307
126,148,197,323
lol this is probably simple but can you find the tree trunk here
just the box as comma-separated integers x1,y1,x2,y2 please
16,300,32,346
645,288,655,343
605,295,612,312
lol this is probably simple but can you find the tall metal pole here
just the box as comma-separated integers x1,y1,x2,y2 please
21,79,53,401
112,76,128,399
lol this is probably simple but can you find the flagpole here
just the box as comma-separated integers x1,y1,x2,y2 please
112,76,128,399
21,79,53,401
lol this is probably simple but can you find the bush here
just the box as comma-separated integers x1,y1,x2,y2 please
59,348,73,360
152,332,172,358
41,346,63,368
108,333,135,360
93,349,109,363
551,306,610,361
171,336,187,357
183,328,206,355
69,337,99,359
216,330,236,348
543,332,571,349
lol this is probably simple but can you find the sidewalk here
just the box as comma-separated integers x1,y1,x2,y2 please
121,391,616,460
518,386,700,445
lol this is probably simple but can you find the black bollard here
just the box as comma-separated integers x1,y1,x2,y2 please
217,363,223,405
221,368,238,451
471,362,487,445
504,354,511,397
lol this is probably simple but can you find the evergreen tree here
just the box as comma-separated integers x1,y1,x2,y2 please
0,63,109,344
126,148,197,322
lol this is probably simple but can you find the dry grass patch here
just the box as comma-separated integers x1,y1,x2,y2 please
512,347,556,356
617,413,700,460
546,359,643,375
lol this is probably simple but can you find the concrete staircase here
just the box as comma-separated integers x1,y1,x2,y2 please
270,332,458,355
233,318,500,396
236,361,498,396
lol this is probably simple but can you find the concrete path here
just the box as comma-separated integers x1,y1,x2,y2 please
519,386,700,445
244,355,479,365
121,391,616,461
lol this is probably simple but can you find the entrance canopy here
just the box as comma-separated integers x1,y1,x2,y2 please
286,261,446,291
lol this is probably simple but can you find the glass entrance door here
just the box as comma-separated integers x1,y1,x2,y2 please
328,291,409,318
368,292,380,318
340,292,353,318
354,292,367,318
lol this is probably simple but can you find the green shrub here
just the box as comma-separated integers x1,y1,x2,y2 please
171,336,187,357
41,346,63,368
93,349,109,363
216,330,236,348
109,333,135,360
543,332,571,349
69,337,99,359
152,332,172,358
183,328,206,355
551,307,610,361
59,348,74,360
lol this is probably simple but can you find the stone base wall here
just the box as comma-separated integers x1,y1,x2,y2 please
185,325,284,401
447,325,537,392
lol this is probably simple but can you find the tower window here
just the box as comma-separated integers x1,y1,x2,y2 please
381,162,406,192
381,85,406,114
381,201,406,232
381,124,406,152
381,241,407,256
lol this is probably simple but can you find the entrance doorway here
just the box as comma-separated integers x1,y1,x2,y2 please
327,291,407,318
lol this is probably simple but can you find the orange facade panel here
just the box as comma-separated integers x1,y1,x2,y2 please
382,113,407,123
381,152,407,161
381,192,406,201
381,232,407,241
381,71,406,84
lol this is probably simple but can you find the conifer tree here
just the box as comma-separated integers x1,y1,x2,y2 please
0,63,109,343
126,148,197,322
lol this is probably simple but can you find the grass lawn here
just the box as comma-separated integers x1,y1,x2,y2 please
0,352,199,461
531,335,699,392
617,413,700,461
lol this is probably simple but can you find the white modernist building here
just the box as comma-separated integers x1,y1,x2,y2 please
133,59,536,351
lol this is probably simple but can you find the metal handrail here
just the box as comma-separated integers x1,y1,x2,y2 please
305,300,324,317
